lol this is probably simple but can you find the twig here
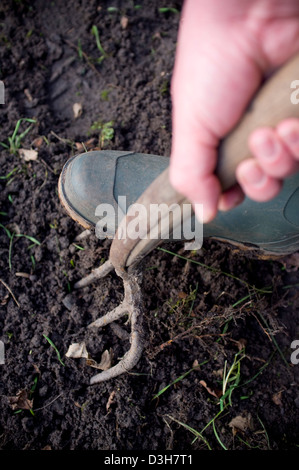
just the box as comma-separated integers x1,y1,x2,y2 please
0,278,20,307
39,157,56,175
150,327,228,358
33,393,63,412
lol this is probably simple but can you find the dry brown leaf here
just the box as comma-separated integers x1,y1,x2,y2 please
66,342,112,371
213,368,224,379
8,389,33,410
178,291,188,299
236,338,247,351
229,413,253,434
272,390,283,406
153,32,161,40
120,16,129,29
192,359,202,370
75,138,96,152
65,342,88,359
280,253,299,272
75,142,84,152
19,148,38,162
73,102,83,119
199,380,222,398
86,349,112,371
32,136,44,148
0,293,9,306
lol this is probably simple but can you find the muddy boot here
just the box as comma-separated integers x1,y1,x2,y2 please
59,149,299,257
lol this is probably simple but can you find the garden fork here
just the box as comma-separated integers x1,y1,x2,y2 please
59,52,299,384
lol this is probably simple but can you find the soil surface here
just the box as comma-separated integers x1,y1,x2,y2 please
0,0,298,451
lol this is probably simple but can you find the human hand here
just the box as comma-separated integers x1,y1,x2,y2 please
170,0,299,223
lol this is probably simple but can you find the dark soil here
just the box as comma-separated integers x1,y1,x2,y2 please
0,0,298,451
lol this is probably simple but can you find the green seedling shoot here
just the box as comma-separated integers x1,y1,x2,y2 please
91,25,107,63
0,118,37,155
90,120,114,148
43,334,65,366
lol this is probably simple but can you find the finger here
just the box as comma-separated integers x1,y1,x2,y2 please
218,184,245,212
236,158,282,202
248,127,299,178
276,118,299,160
169,142,222,223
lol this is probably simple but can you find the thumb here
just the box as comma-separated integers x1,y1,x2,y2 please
169,113,221,223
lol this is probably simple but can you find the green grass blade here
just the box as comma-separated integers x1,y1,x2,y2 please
0,223,12,239
153,360,208,399
212,420,228,450
91,25,107,56
43,334,65,366
157,247,272,294
15,233,41,245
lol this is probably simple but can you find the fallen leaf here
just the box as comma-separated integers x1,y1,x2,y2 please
75,138,96,152
272,390,283,406
32,136,44,148
236,338,247,351
178,291,188,299
66,342,113,371
8,389,33,411
153,32,162,40
199,380,222,398
281,252,299,271
229,413,253,434
213,368,224,379
192,359,202,370
73,102,83,119
75,142,84,151
65,342,89,359
19,148,38,162
86,349,113,371
120,16,129,29
0,293,9,305
6,222,21,234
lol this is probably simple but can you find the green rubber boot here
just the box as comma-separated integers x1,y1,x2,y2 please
58,150,299,256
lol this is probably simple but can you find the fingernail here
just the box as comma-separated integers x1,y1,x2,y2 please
282,130,299,145
253,135,277,159
240,163,266,187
